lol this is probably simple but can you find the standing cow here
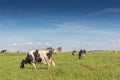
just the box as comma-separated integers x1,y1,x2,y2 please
1,50,7,54
72,50,77,56
78,50,86,59
20,49,55,69
17,50,21,53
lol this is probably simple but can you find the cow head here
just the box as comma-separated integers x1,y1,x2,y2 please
46,50,54,59
20,59,25,68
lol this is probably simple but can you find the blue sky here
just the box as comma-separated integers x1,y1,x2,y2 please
0,0,120,51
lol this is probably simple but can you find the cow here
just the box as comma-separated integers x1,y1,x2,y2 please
78,50,86,59
113,50,118,53
17,50,21,53
72,50,77,56
20,49,55,69
53,50,58,54
1,50,7,54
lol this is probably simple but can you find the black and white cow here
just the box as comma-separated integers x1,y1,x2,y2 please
78,50,86,59
72,50,77,56
1,50,7,54
20,49,55,69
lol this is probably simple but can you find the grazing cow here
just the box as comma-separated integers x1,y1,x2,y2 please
78,50,86,59
53,50,58,54
1,50,7,54
20,49,55,69
113,50,118,53
72,50,77,56
17,50,22,54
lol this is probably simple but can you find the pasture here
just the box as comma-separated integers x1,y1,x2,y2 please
0,52,120,80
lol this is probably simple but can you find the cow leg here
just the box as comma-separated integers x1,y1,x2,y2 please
79,55,81,59
49,57,55,67
51,61,55,67
43,57,51,67
47,60,51,67
47,60,51,68
31,63,36,69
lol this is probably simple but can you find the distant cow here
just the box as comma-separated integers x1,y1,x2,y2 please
20,49,55,69
17,50,21,53
78,50,86,59
1,50,7,54
113,50,118,53
53,50,58,54
72,50,77,56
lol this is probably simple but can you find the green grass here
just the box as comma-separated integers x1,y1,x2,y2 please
0,52,120,80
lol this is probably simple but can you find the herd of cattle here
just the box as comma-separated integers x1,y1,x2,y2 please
0,49,86,69
72,50,86,59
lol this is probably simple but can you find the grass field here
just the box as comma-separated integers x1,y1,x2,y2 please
0,52,120,80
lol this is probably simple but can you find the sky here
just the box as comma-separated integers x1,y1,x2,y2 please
0,0,120,52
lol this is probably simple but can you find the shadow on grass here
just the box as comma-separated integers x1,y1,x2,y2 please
37,67,48,70
20,66,48,70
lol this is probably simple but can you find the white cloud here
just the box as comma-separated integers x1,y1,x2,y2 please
36,42,42,45
12,43,18,46
24,42,34,45
44,42,52,47
45,22,116,35
54,23,83,32
7,39,120,52
102,8,120,14
12,41,53,48
85,8,120,17
71,40,120,51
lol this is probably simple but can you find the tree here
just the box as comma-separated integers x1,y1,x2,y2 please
57,47,62,52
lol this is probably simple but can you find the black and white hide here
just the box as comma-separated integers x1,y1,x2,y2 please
1,50,7,54
78,50,86,59
72,50,77,56
20,49,55,69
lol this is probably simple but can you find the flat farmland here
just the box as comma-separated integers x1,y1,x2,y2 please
0,52,120,80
